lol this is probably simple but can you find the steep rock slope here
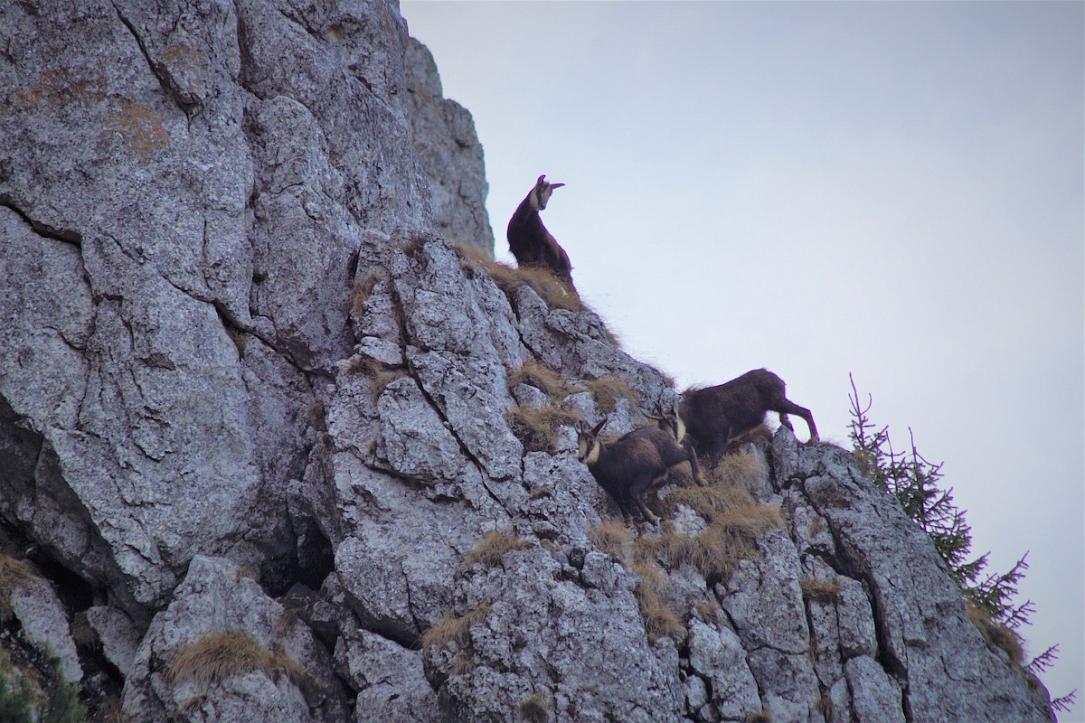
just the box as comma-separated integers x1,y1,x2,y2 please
0,1,1052,721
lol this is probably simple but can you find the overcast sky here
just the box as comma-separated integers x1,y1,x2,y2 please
402,1,1084,712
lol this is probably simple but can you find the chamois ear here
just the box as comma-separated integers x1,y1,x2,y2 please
548,182,565,190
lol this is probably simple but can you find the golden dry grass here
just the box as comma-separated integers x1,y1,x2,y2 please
726,423,774,450
454,243,582,311
350,272,382,321
705,449,765,490
648,507,781,583
586,376,638,414
508,360,568,399
661,483,757,521
694,599,721,622
589,521,635,564
0,554,36,620
507,405,583,452
631,561,684,642
345,355,403,400
966,602,1024,665
167,631,306,688
420,604,492,653
463,531,530,568
800,576,842,604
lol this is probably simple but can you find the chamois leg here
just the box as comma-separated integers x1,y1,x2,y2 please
611,492,634,524
775,399,819,443
703,424,731,468
683,440,707,486
629,473,661,524
634,495,660,525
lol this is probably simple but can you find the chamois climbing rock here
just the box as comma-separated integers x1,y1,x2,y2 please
577,419,705,523
678,368,819,460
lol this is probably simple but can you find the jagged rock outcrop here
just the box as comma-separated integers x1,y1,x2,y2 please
0,1,1053,721
406,38,494,252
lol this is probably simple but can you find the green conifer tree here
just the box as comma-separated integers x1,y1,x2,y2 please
847,374,1076,714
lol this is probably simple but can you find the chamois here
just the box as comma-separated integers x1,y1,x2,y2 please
578,418,706,524
675,369,818,460
507,174,575,289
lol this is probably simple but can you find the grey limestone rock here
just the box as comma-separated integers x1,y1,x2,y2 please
85,605,142,676
8,573,83,684
406,37,494,251
686,620,761,721
334,626,440,723
121,555,347,722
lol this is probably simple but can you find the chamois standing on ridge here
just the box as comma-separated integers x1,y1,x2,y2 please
578,413,706,524
507,174,575,290
672,368,818,461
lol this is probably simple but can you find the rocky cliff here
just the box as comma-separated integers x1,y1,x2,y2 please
0,2,1054,721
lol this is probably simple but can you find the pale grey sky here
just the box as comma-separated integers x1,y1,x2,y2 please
402,1,1084,712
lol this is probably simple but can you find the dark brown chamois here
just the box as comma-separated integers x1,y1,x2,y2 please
676,369,818,459
577,419,706,524
507,174,575,290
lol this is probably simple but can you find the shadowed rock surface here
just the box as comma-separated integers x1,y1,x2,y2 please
0,1,1053,721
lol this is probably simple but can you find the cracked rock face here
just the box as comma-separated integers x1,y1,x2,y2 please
0,2,1054,721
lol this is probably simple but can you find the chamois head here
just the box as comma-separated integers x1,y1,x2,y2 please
647,399,686,444
531,174,564,211
576,418,607,465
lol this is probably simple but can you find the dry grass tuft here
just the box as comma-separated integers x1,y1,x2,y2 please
454,243,582,311
350,272,382,321
611,447,783,583
420,604,492,654
346,355,403,400
0,554,36,620
168,631,306,688
648,506,781,583
726,423,774,450
586,376,638,414
453,241,498,273
661,483,757,521
706,449,765,490
520,693,550,723
694,599,721,622
800,576,842,604
589,521,634,564
463,531,530,568
507,405,583,452
966,602,1024,665
506,265,582,311
508,360,568,399
746,711,771,723
631,562,684,642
